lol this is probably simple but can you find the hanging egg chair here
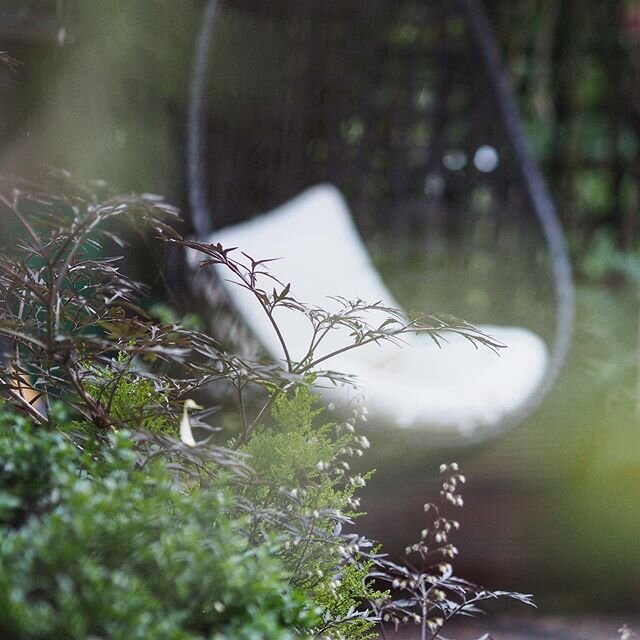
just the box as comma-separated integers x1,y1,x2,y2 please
186,0,574,442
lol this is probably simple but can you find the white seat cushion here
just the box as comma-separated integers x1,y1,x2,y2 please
189,184,548,436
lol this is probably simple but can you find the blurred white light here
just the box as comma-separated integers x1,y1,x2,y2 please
442,150,467,171
424,172,445,197
473,145,499,172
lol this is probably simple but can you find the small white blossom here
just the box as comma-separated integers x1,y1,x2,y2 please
179,399,202,447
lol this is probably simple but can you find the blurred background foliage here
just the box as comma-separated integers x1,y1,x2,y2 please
3,1,640,265
2,0,640,616
486,0,640,277
0,0,197,198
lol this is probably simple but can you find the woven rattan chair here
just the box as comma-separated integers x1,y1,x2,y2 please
186,0,574,440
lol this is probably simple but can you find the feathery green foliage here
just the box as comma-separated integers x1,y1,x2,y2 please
83,353,175,435
238,386,379,639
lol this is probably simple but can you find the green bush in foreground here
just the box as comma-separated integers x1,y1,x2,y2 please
0,415,318,640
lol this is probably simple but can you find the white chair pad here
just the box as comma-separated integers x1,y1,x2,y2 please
190,184,548,435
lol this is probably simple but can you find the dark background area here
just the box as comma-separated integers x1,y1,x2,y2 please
3,0,640,265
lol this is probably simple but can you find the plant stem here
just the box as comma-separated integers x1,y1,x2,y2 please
237,383,249,443
0,191,41,249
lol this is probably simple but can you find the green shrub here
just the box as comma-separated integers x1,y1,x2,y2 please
0,406,80,529
83,354,176,436
0,414,318,640
238,386,383,639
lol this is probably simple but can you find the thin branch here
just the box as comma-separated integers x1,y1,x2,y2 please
0,190,41,249
237,383,249,443
5,386,47,425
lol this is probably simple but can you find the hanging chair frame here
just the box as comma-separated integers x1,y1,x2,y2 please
186,0,574,439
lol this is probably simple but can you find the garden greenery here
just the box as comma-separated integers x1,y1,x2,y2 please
0,414,316,639
0,173,533,639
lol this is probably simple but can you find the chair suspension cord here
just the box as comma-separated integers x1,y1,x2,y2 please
187,0,220,238
461,0,575,408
